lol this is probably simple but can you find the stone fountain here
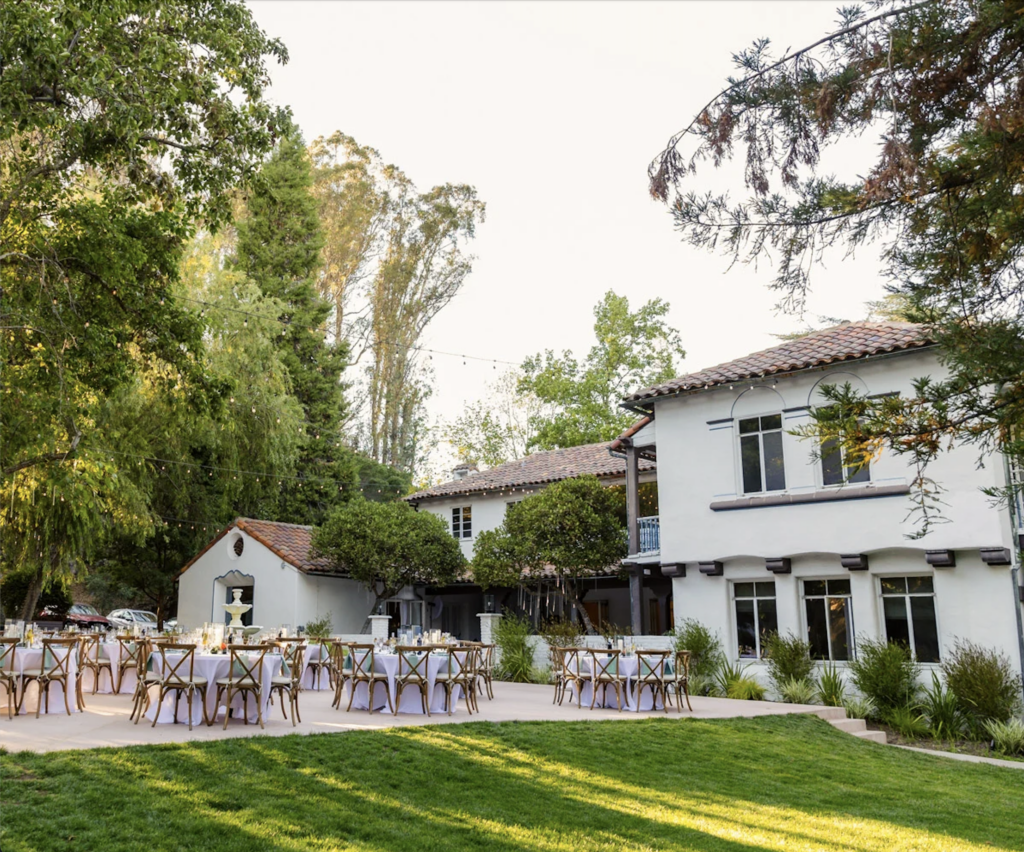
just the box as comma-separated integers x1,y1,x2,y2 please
223,588,252,630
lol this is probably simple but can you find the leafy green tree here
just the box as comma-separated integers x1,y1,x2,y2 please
471,476,627,633
311,500,466,626
648,0,1024,527
232,127,358,525
1,0,287,617
519,291,684,450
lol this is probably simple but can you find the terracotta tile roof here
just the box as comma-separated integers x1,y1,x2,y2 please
609,416,651,452
625,322,935,403
179,518,345,577
405,442,656,503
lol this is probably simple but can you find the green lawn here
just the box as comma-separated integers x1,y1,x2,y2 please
2,715,1022,851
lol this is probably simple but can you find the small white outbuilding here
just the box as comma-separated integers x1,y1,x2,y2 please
176,518,376,633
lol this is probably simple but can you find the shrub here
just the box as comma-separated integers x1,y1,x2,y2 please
714,659,761,699
763,632,814,690
304,613,332,640
674,619,724,681
920,673,965,742
538,617,585,652
941,639,1023,735
727,677,766,701
493,614,536,683
843,695,877,721
816,663,847,707
983,718,1024,756
688,673,716,698
884,705,930,740
778,676,817,705
848,638,920,712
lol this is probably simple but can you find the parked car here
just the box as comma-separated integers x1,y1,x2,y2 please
106,609,159,631
42,603,111,631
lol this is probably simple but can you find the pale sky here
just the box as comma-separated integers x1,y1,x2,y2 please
246,0,889,472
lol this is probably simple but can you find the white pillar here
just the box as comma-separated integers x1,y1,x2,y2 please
368,615,390,643
478,613,502,647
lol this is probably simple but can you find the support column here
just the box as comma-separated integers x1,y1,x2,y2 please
368,615,390,643
478,612,502,646
625,443,640,556
629,569,643,636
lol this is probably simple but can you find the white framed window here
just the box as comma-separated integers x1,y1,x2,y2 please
738,414,786,494
505,500,521,515
879,576,940,662
451,506,472,539
820,435,871,486
802,578,853,661
732,581,777,658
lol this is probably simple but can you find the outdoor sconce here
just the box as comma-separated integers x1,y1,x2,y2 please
925,550,956,568
483,594,496,613
698,561,723,576
841,554,870,571
980,548,1011,566
765,558,792,574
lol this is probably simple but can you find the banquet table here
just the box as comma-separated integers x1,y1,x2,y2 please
345,649,468,715
300,643,334,691
76,641,123,695
144,651,282,725
568,654,666,711
13,646,80,715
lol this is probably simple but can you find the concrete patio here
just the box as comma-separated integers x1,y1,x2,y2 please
0,682,843,754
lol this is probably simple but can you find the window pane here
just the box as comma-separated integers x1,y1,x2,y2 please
762,430,786,491
879,577,907,595
757,599,778,654
735,599,757,657
846,458,871,483
760,414,782,431
805,598,830,659
827,597,851,661
755,582,776,597
734,582,755,598
883,597,911,648
740,435,763,493
827,579,851,596
910,597,940,663
821,437,844,486
804,579,827,597
739,417,760,435
907,576,934,594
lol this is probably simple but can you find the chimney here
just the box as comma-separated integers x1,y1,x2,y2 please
452,462,479,481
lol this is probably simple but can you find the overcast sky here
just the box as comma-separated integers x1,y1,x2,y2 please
246,0,889,471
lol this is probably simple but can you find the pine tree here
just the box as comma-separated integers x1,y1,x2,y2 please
233,126,358,524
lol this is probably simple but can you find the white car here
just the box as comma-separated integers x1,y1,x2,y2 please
106,609,159,631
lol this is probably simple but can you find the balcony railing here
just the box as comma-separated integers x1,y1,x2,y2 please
637,515,660,555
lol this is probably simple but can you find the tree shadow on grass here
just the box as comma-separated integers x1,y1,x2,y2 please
1,715,1021,852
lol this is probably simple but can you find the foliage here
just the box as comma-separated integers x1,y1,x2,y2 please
537,617,586,651
713,660,753,699
312,499,466,615
843,696,877,722
673,619,724,682
848,638,920,713
0,1,287,615
648,0,1024,532
920,673,965,743
778,677,817,706
470,476,627,633
519,291,685,451
493,614,537,683
763,632,814,691
310,132,485,475
304,613,332,640
0,568,72,620
816,663,847,708
232,126,358,526
941,639,1023,735
883,706,930,741
727,677,767,702
983,718,1024,757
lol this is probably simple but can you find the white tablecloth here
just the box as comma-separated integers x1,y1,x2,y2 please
77,642,121,694
144,652,281,725
344,650,468,714
569,655,666,711
300,643,334,691
13,646,80,715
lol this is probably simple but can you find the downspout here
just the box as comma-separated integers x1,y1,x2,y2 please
1002,451,1024,697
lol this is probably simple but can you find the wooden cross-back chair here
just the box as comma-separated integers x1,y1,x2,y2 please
19,638,78,717
130,639,165,724
269,644,305,726
394,646,432,716
152,643,208,730
79,634,114,696
556,647,589,707
588,649,625,711
306,639,334,691
0,637,20,719
215,644,272,730
343,644,391,714
635,649,671,713
115,636,143,694
668,649,692,712
434,647,477,715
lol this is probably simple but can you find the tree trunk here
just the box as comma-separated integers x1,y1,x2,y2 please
563,577,596,635
19,566,45,623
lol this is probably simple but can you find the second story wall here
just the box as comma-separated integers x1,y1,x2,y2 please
650,350,1009,562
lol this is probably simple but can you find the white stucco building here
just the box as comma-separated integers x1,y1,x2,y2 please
614,321,1024,684
176,518,377,634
